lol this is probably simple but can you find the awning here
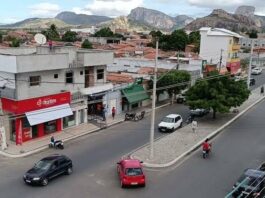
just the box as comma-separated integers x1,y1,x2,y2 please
121,84,149,104
80,83,113,95
25,104,73,126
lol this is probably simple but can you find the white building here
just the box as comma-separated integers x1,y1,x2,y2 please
0,46,116,145
199,27,242,74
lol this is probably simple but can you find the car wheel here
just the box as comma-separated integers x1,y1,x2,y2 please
180,122,183,128
41,178,48,186
141,183,146,187
171,127,175,132
120,180,125,188
66,167,73,175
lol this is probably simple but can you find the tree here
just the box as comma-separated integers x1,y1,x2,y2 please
149,70,191,102
188,31,200,53
10,38,20,47
247,29,258,39
185,71,250,119
94,27,114,37
81,39,93,49
41,24,60,40
62,30,78,42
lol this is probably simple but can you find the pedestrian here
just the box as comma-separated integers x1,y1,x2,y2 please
192,120,198,133
48,40,53,51
261,86,264,96
102,105,106,121
112,107,116,120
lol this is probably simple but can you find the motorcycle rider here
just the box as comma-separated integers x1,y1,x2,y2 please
50,136,55,147
202,138,211,154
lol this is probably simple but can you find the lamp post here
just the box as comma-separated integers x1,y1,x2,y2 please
247,39,254,89
149,39,158,159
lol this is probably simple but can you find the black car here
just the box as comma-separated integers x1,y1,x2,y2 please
232,169,265,197
23,154,73,186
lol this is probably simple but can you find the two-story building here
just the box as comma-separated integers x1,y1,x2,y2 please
199,27,242,75
0,46,114,145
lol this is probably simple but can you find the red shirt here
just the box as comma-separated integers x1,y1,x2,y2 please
112,108,116,114
202,142,210,151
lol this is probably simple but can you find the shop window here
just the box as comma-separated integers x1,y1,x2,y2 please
29,76,41,86
54,74,58,79
65,71,74,83
22,117,30,128
44,121,56,134
97,69,104,80
63,112,76,128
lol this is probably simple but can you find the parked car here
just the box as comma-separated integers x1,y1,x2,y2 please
117,158,145,188
251,67,262,75
232,169,265,197
176,89,188,103
190,108,210,117
158,114,183,132
250,78,256,86
23,154,73,186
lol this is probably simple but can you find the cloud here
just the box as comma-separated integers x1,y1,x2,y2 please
29,2,61,18
0,17,22,24
73,0,144,17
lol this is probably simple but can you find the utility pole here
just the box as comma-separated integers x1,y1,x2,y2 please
219,49,223,71
247,39,254,89
149,39,158,159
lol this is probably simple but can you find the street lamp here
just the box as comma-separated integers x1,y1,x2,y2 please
247,39,254,89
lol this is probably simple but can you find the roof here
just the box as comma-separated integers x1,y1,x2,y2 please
200,27,243,38
121,84,149,104
122,159,141,168
166,114,181,118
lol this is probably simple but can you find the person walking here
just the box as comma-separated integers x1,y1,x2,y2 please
112,107,116,120
192,120,198,133
102,105,106,121
261,85,264,96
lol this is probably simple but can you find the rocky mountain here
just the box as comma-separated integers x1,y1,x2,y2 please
99,16,154,31
185,8,265,32
128,7,193,31
0,18,71,29
55,11,112,25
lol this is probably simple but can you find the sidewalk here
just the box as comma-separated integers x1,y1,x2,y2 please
0,102,171,158
131,86,265,168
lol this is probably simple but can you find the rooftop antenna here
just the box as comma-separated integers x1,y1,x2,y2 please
34,33,47,45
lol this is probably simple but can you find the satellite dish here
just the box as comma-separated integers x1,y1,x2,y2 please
34,33,47,45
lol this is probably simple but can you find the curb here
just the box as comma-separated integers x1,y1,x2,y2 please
134,95,265,168
0,103,171,158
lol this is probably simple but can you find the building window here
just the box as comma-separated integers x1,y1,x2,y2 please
65,71,73,83
22,117,30,128
80,71,83,75
29,76,41,86
54,74,58,79
97,69,104,80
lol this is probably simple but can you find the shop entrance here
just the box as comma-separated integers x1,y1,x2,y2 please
32,125,38,139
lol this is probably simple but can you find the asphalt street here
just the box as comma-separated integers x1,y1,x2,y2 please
251,72,265,90
0,103,190,198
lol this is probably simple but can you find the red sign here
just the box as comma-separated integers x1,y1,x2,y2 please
1,92,71,114
226,61,241,74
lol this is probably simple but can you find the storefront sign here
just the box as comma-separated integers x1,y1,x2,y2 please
1,92,71,114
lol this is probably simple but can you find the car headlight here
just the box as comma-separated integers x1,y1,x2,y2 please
33,177,40,181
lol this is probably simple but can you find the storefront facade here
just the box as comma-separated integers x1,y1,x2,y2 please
1,92,72,145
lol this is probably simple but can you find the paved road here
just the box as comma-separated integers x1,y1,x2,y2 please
0,103,190,198
251,72,265,90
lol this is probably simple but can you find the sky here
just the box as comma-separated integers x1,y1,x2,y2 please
1,0,265,24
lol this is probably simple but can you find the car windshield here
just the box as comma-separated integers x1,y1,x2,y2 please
162,117,174,123
34,160,53,171
125,168,143,176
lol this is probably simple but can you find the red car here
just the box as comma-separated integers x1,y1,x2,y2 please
117,158,146,188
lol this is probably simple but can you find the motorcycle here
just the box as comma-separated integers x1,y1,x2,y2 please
134,111,145,121
202,144,211,159
49,140,64,150
185,115,194,124
125,112,136,121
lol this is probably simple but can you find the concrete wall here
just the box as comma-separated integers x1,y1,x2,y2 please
16,68,86,100
0,47,36,55
103,90,122,116
78,51,114,67
0,55,17,73
200,33,230,66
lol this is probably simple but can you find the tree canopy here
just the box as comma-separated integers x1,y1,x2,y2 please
41,24,60,41
62,30,78,42
81,39,93,49
149,70,191,99
188,31,200,53
94,27,114,37
10,38,20,47
185,71,250,119
247,29,258,39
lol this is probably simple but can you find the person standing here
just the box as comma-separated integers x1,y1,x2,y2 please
48,40,53,51
261,85,264,96
192,120,198,133
102,105,106,121
112,107,116,120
